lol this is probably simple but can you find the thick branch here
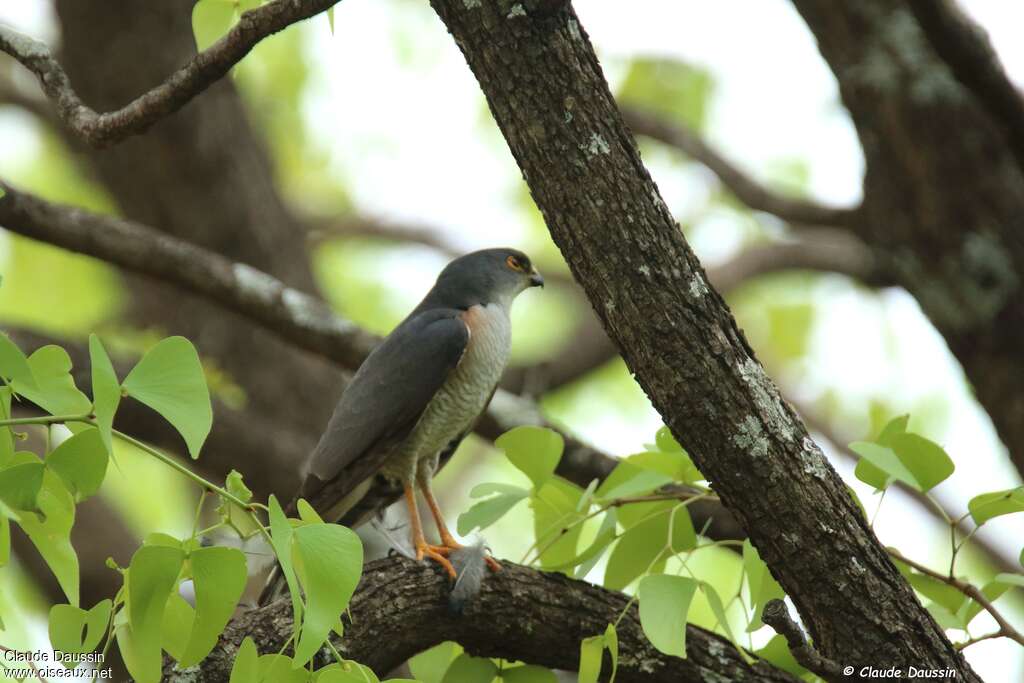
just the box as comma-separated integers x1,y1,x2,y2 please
621,106,861,228
0,181,377,369
179,556,800,683
430,2,975,677
908,0,1024,173
0,0,339,147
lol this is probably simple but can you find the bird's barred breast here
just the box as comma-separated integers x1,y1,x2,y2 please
379,303,512,483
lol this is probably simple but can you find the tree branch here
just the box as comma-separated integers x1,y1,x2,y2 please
762,599,842,680
177,556,801,683
0,0,339,147
908,0,1024,173
621,106,861,229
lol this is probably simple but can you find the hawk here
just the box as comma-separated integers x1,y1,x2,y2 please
295,248,543,577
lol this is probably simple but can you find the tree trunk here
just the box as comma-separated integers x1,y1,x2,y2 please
428,0,977,677
791,0,1024,479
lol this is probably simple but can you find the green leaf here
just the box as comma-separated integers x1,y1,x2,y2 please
495,426,563,488
604,623,619,682
854,456,891,491
755,635,806,676
854,414,910,491
124,544,186,683
17,468,79,605
122,336,212,459
639,574,696,657
968,487,1024,525
0,333,34,387
88,334,120,454
327,6,335,34
409,641,459,683
958,579,1011,627
457,486,527,536
891,556,965,616
192,0,237,52
46,427,108,501
12,345,91,416
49,599,112,658
655,425,682,453
742,540,784,631
531,478,584,570
701,581,750,664
627,450,701,485
544,509,617,574
297,499,324,524
993,573,1024,588
877,415,909,445
292,523,363,666
440,653,497,683
574,510,619,579
577,634,604,683
502,664,557,683
268,495,303,629
596,460,672,500
258,653,313,683
0,460,45,511
850,442,918,491
230,637,260,683
178,546,248,667
604,502,694,591
161,592,195,662
604,505,668,591
226,469,253,503
853,423,953,494
888,433,954,492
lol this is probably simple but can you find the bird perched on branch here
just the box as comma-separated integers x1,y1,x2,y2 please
292,248,543,579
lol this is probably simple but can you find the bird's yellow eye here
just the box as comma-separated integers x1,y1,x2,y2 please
506,255,525,272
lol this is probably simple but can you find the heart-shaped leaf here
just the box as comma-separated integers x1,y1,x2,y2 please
123,337,212,459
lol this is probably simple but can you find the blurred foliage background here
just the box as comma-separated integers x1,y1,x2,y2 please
1,0,1022,680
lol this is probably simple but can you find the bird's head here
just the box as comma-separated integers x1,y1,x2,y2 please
432,248,543,310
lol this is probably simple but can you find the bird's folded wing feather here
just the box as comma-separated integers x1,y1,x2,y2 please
298,308,470,507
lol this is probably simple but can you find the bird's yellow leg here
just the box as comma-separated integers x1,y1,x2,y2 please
404,484,457,579
419,480,501,572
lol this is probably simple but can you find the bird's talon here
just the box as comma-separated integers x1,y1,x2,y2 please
416,543,458,579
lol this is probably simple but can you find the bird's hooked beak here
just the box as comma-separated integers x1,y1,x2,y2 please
528,267,544,288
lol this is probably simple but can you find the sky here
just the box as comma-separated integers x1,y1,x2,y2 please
1,0,1023,679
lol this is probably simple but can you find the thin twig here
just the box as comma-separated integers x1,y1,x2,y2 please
0,0,340,147
890,549,1024,648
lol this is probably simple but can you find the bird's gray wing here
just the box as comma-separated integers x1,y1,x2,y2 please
297,308,469,512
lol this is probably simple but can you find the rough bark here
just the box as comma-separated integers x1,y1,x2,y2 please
429,0,976,677
789,0,1024,481
179,556,800,683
